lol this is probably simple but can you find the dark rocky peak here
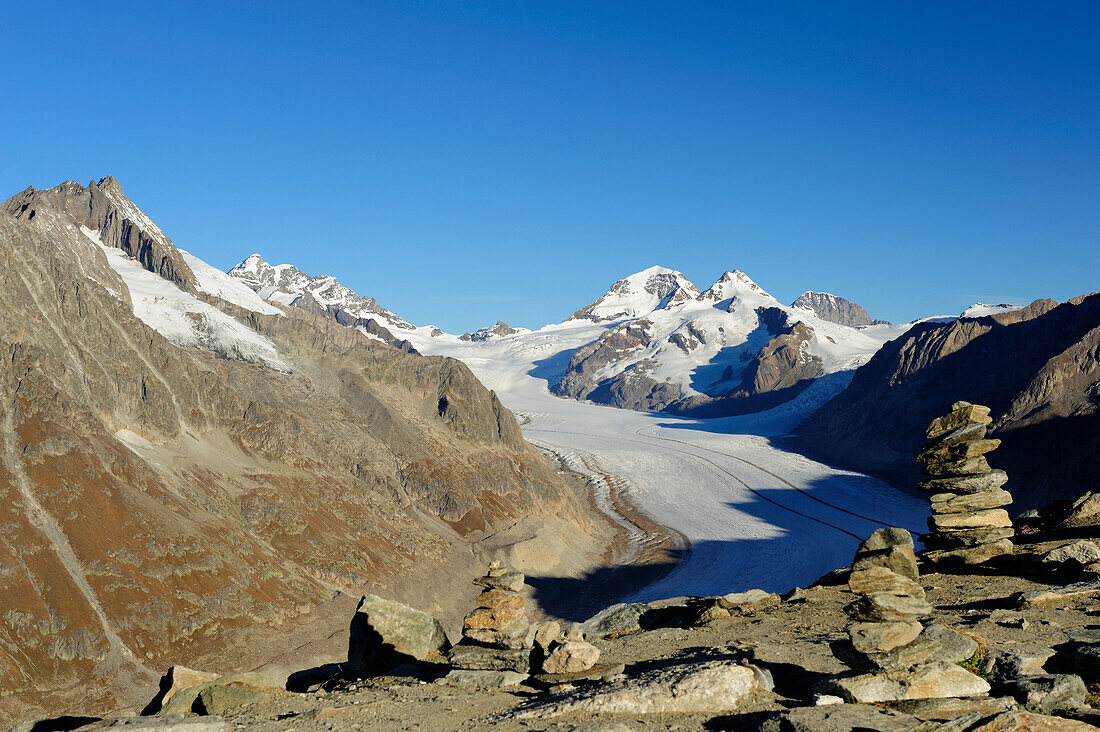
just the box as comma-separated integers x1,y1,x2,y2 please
2,177,197,292
460,321,520,342
791,291,887,328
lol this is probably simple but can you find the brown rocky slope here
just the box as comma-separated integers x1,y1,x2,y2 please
793,294,1100,510
0,180,609,724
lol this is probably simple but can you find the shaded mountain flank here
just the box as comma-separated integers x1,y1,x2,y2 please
0,180,608,722
793,294,1100,510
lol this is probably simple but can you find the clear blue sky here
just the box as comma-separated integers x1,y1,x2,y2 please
2,2,1098,332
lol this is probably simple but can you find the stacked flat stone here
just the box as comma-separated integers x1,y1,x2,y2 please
446,561,535,684
444,561,602,686
917,401,1014,565
817,528,989,703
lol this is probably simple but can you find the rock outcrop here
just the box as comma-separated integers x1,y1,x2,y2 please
918,403,1015,565
460,321,521,342
790,291,888,327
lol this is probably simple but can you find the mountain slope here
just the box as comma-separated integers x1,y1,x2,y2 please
793,295,1100,509
0,180,598,723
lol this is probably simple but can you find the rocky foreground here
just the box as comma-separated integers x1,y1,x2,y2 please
14,491,1100,732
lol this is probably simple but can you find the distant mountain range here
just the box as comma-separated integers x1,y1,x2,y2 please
228,261,911,417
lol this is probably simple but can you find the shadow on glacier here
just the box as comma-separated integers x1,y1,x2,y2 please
648,370,859,439
525,476,917,623
526,346,583,387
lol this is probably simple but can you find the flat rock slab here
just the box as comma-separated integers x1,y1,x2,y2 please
581,603,647,638
818,662,990,703
441,668,528,687
516,660,769,718
1018,580,1100,607
534,663,626,686
74,719,226,731
761,703,925,732
889,695,1016,721
967,710,1100,731
924,539,1015,566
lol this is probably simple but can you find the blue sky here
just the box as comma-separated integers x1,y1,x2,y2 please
2,2,1098,332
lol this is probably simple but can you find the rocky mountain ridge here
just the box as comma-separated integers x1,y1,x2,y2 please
794,293,1100,510
791,290,890,327
0,179,613,724
228,254,419,352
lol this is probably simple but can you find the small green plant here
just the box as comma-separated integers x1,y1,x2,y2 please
957,648,990,679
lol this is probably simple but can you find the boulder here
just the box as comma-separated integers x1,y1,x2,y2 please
194,684,272,716
347,594,450,674
967,710,1100,731
818,662,990,703
762,703,925,731
982,646,1055,683
917,438,1001,465
850,623,977,672
1061,492,1100,528
848,621,924,654
720,589,782,614
541,641,601,674
852,529,919,581
473,570,525,593
532,662,626,685
891,695,1016,722
924,539,1015,566
72,719,226,730
1073,643,1100,679
1018,580,1100,607
532,620,561,654
923,527,1015,548
1002,673,1087,713
143,666,220,715
580,603,647,638
1040,541,1100,569
516,660,770,718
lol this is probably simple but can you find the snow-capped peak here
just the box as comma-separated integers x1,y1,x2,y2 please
960,302,1022,319
698,270,772,303
570,265,700,322
227,254,415,330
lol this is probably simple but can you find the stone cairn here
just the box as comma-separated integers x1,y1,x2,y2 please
817,527,990,703
917,401,1015,565
445,561,601,686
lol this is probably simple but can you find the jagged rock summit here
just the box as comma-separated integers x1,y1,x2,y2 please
228,253,420,351
791,291,889,327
